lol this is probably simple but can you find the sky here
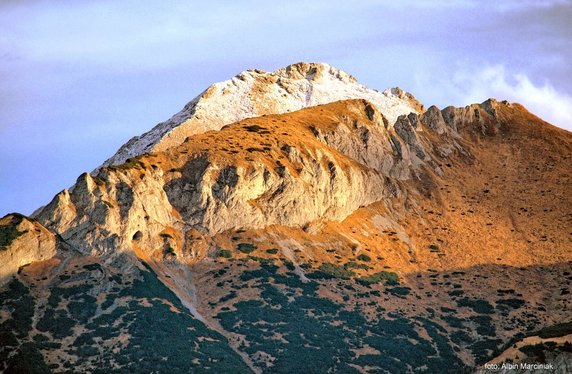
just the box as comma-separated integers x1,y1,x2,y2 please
1,0,571,217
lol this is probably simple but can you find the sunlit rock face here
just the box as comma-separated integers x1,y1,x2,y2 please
0,214,56,285
97,62,424,172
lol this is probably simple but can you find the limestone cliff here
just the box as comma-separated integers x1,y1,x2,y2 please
0,214,56,285
37,100,405,256
33,96,553,267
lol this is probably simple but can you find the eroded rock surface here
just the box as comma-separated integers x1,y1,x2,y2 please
97,62,424,172
0,214,56,285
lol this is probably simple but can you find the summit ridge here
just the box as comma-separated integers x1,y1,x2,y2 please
97,62,423,172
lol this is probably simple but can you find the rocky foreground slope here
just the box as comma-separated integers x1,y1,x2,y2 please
1,63,571,373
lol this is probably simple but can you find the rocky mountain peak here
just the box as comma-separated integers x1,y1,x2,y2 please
97,62,424,173
273,62,357,83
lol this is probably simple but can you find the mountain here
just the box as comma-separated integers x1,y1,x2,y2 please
1,62,571,373
97,62,423,172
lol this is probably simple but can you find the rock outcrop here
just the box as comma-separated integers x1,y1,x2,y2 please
0,214,56,284
37,100,411,256
33,96,524,263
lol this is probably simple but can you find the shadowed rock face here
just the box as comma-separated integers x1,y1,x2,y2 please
2,246,571,372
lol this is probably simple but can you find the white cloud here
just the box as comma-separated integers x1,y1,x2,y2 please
446,65,572,131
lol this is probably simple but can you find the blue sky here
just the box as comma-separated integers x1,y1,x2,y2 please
1,0,571,217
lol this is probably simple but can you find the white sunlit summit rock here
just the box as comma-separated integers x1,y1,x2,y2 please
97,62,424,171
